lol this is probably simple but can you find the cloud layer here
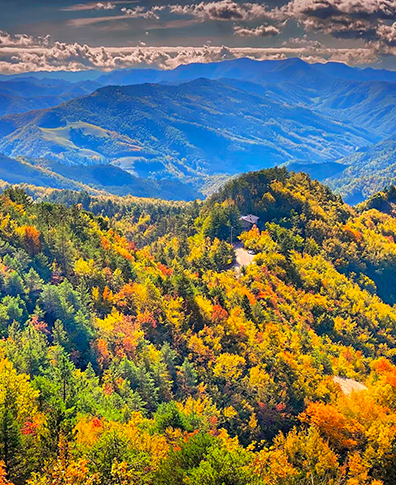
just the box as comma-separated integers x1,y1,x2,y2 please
0,33,379,74
234,24,281,37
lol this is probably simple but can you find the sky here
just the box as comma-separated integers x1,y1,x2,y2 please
1,0,396,73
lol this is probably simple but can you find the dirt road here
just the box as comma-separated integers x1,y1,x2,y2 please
234,244,255,270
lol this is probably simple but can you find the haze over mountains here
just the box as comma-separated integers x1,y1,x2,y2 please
0,57,396,202
0,78,101,117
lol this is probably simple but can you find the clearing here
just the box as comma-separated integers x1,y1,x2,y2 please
234,243,255,270
333,376,367,395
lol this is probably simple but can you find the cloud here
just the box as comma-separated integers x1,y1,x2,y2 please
60,0,396,51
169,1,270,21
67,4,166,26
376,22,396,46
0,29,381,75
96,2,116,10
234,24,281,37
275,0,396,45
94,1,271,23
121,5,165,20
0,31,51,47
284,35,322,48
282,0,396,21
62,1,137,11
68,15,127,27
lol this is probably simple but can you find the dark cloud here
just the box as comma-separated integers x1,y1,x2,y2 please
281,0,396,21
277,0,396,44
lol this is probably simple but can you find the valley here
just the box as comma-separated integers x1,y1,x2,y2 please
0,58,396,203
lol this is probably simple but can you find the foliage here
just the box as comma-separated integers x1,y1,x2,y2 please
1,169,396,483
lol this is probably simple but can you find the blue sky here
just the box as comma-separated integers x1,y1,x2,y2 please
0,0,395,73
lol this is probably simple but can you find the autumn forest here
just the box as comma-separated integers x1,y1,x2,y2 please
0,168,394,484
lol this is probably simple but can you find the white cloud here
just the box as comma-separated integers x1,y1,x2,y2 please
0,31,51,47
285,35,322,48
169,1,270,21
68,15,127,27
234,24,281,37
91,1,272,23
96,2,116,10
121,5,165,20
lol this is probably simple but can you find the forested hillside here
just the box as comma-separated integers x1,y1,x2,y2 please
1,169,396,484
0,154,202,202
324,137,396,204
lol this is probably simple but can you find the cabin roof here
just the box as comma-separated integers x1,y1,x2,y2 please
240,214,259,225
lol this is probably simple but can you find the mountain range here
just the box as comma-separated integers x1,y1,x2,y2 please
0,58,396,202
0,78,374,172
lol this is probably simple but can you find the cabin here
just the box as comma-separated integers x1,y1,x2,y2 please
240,214,259,231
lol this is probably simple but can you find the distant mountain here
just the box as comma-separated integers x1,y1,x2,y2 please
3,58,396,201
0,78,375,181
4,59,396,137
0,153,201,201
4,58,396,86
282,133,396,205
97,58,396,87
0,78,101,116
0,153,88,191
284,161,347,181
312,80,396,138
97,59,396,139
0,70,103,82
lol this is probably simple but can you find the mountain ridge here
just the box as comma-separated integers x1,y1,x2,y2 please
0,77,377,182
1,58,396,201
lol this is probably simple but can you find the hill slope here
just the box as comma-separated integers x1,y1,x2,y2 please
3,169,396,484
2,58,396,200
0,153,201,200
0,79,375,179
97,58,396,138
0,78,100,116
321,136,396,204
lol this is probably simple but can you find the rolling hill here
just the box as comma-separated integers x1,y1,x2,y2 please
0,153,201,200
96,58,396,138
0,78,376,180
